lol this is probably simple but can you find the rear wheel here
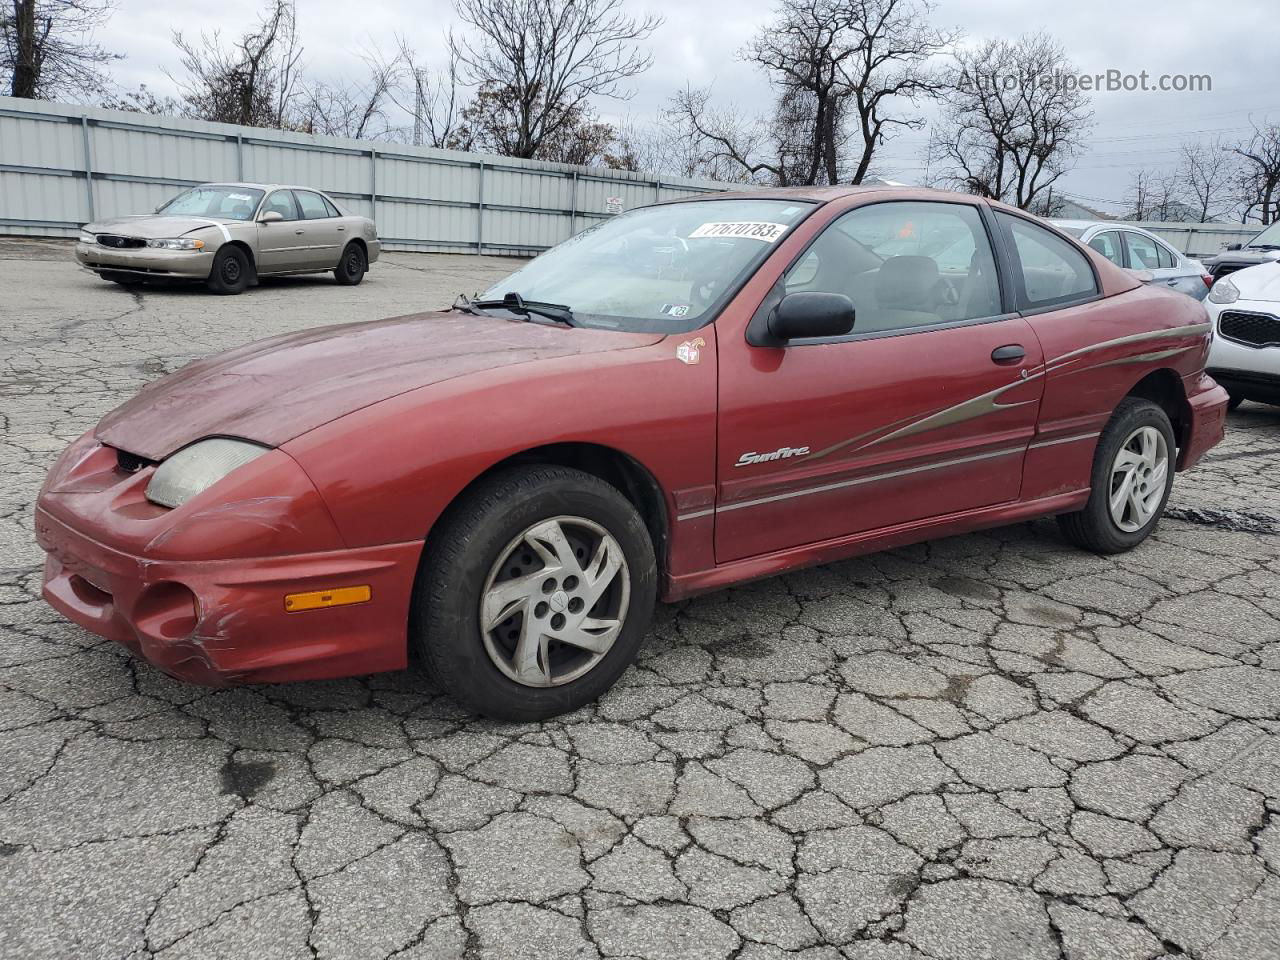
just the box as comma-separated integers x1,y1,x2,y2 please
1057,398,1176,554
206,246,250,295
334,242,366,285
412,465,657,721
1227,393,1245,411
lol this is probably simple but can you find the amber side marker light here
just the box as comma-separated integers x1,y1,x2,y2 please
284,585,371,612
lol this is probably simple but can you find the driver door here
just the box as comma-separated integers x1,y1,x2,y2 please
256,190,304,273
714,199,1044,563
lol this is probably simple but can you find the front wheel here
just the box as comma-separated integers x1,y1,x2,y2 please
412,465,657,721
333,242,366,285
1057,398,1176,554
206,246,250,295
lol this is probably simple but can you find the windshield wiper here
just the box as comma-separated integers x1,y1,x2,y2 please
469,291,579,326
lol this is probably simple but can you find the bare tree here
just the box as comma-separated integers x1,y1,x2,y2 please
450,80,616,163
1125,168,1187,222
170,0,302,128
666,84,792,184
100,82,181,116
1,0,119,99
394,34,466,148
1232,120,1280,225
1126,169,1157,221
931,33,1092,210
740,0,953,186
452,0,661,160
1178,139,1236,223
293,49,400,140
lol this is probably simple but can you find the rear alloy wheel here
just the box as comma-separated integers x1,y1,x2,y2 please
206,246,250,295
413,465,656,721
1057,398,1176,553
334,242,367,285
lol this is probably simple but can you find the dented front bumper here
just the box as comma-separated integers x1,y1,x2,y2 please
35,432,421,685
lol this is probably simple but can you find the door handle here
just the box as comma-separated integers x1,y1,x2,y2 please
294,229,305,235
991,344,1025,364
337,226,346,232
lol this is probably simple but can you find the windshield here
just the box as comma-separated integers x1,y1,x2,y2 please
158,186,265,221
1247,222,1280,249
480,199,815,332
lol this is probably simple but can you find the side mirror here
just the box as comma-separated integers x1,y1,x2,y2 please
768,292,856,342
259,210,284,224
1226,243,1242,251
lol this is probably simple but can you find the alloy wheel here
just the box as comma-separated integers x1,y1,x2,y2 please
479,516,630,687
1108,425,1169,533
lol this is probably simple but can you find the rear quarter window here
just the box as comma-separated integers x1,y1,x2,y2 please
997,212,1098,310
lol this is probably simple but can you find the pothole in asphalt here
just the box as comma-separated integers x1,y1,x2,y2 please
1164,507,1278,535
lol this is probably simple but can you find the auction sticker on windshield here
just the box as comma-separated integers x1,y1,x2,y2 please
689,221,788,243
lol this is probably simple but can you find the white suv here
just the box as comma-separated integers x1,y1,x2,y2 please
1205,261,1280,409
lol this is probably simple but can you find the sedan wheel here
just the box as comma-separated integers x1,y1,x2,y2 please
1058,397,1176,554
480,516,630,687
334,242,366,285
412,465,657,720
1107,426,1169,533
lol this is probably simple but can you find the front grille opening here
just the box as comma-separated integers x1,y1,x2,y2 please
1219,311,1280,349
116,447,156,474
96,234,146,249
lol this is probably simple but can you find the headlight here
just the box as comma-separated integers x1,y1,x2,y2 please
1208,277,1240,304
79,232,96,244
145,238,205,251
145,438,269,508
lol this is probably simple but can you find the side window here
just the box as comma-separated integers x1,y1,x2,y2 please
322,196,342,218
294,190,332,220
783,201,1002,335
261,191,299,221
1088,231,1124,267
1156,242,1178,269
1124,232,1162,271
997,213,1097,309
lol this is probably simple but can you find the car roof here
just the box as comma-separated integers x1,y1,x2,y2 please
200,182,331,193
663,184,988,205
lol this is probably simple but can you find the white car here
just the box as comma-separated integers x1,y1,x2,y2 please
1204,261,1280,409
1052,220,1213,300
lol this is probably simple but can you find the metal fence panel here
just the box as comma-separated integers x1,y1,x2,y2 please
0,96,730,253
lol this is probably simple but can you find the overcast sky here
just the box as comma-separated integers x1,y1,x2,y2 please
98,0,1279,214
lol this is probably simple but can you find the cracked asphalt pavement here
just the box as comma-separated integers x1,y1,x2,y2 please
2,238,1279,960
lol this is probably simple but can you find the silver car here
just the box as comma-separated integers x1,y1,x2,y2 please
1052,220,1212,300
75,183,381,295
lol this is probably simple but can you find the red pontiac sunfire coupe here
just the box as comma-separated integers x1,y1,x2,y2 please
36,186,1229,720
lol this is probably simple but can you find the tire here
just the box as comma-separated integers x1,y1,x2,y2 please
412,465,657,721
1057,397,1176,554
333,242,367,285
206,245,250,295
99,270,143,287
1227,393,1245,412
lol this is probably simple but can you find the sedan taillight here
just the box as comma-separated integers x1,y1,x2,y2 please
1202,274,1214,289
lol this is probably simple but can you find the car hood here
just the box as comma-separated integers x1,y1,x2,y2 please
97,312,663,460
1207,248,1280,268
83,215,236,239
1226,261,1280,302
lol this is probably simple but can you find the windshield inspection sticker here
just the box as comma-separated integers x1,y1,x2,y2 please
689,221,788,243
661,303,691,318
